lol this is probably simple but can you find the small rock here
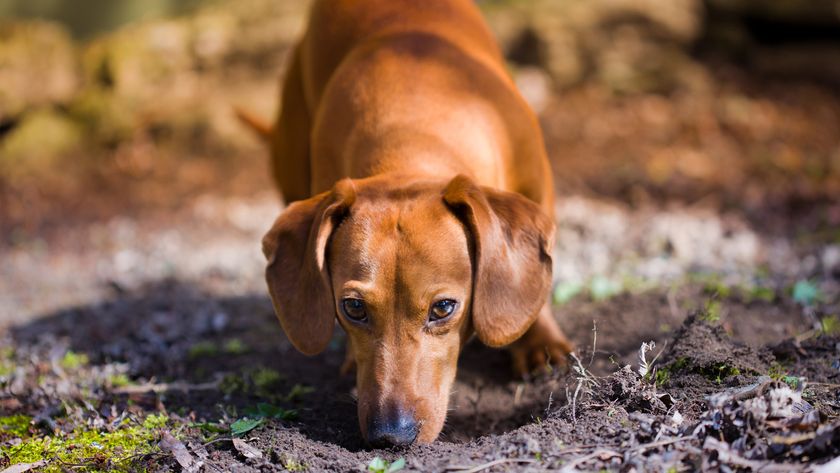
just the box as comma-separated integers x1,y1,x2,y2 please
821,245,840,277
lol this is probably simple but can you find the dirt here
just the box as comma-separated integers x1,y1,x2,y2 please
2,1,840,471
2,273,838,471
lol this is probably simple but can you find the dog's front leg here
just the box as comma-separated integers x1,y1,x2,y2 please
508,304,574,378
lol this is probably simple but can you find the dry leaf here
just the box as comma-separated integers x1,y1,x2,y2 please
233,438,264,460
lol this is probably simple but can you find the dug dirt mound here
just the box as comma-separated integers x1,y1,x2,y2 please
655,312,776,417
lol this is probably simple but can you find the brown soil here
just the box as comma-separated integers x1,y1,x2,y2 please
5,279,837,471
2,3,840,471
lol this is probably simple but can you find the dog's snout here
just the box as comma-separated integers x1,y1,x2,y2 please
367,406,418,448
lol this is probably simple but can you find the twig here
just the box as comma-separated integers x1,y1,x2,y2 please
513,383,524,406
629,435,696,454
649,340,666,369
568,352,599,423
446,458,536,473
559,449,621,472
809,382,840,388
113,379,221,394
558,436,697,472
703,437,799,473
571,379,582,424
794,328,819,343
203,436,234,448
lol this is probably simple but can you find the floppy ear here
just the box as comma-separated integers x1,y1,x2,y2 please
443,174,555,347
262,180,356,355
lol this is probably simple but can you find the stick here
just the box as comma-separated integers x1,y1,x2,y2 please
559,449,621,472
113,379,220,394
447,458,537,473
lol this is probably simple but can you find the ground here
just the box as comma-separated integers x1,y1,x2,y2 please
1,0,840,471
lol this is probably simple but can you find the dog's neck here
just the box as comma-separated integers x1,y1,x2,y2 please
322,125,507,193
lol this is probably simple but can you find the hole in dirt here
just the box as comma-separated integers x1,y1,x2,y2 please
10,279,566,450
443,342,567,443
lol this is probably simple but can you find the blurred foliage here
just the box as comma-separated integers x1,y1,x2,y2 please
792,280,822,306
0,0,309,237
0,21,78,120
1,0,839,239
0,0,215,39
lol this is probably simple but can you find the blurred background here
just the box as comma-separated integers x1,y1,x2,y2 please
1,0,839,327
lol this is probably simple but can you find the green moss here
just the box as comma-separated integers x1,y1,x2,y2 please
187,338,248,359
0,415,33,438
820,315,840,336
142,413,168,430
739,285,775,303
189,421,227,438
281,455,307,471
60,351,89,370
659,357,742,385
252,368,283,396
223,338,248,355
220,368,286,398
672,357,689,371
702,277,731,298
654,368,671,386
767,363,801,388
0,347,13,377
285,384,314,402
768,362,788,381
187,341,219,359
782,375,802,390
220,373,246,395
107,373,132,388
699,301,722,323
1,413,167,472
702,363,740,384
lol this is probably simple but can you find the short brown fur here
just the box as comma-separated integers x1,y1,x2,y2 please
256,0,574,444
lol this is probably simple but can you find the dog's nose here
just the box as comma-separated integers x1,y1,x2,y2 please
367,408,418,447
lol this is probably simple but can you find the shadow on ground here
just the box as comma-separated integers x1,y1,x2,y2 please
9,279,567,450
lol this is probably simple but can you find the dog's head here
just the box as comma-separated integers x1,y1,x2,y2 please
262,174,554,446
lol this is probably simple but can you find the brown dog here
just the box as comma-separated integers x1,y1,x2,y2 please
250,0,574,447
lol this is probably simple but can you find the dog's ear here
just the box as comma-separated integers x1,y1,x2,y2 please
262,179,356,355
443,174,554,347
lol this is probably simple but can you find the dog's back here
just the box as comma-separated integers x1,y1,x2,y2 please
270,0,553,209
300,0,506,106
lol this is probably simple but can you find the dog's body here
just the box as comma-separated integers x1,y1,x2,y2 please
256,0,573,446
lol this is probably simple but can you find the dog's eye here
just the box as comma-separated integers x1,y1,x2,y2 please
341,298,367,322
430,299,457,322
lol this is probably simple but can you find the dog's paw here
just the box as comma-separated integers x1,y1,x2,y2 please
508,315,574,379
